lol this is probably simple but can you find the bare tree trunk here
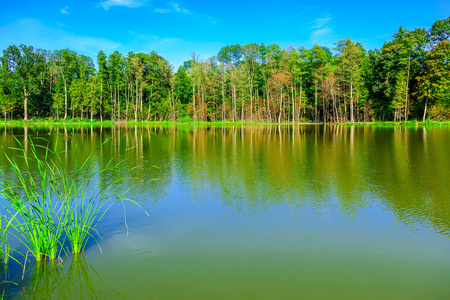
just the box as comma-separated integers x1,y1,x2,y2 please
203,87,206,122
322,79,327,123
118,85,121,121
23,84,28,120
147,81,153,121
299,79,303,121
168,88,173,122
405,54,411,121
222,75,225,122
314,82,318,123
241,87,244,122
331,85,336,123
147,104,151,121
100,78,103,121
112,86,116,122
139,82,144,121
350,72,355,123
291,84,294,123
249,78,253,123
64,78,68,119
126,84,129,122
110,85,113,121
199,86,202,122
192,83,196,122
344,93,348,122
135,80,138,122
423,99,428,122
172,86,175,121
233,84,236,122
279,89,283,123
267,86,271,122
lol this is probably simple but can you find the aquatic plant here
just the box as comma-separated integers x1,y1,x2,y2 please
0,138,71,261
1,211,8,264
1,208,23,265
0,137,137,261
62,141,133,254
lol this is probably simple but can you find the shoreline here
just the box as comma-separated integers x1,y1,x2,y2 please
1,119,450,126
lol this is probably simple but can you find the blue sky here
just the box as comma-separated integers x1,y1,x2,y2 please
1,0,449,68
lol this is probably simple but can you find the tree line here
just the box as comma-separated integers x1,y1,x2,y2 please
0,17,449,123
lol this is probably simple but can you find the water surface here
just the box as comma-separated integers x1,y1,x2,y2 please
1,124,449,299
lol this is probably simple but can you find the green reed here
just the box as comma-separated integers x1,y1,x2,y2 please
1,208,23,265
1,210,7,264
62,140,133,254
0,138,67,261
0,136,137,262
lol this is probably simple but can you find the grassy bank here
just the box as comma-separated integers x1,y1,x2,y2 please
338,120,450,126
1,118,450,127
0,118,115,125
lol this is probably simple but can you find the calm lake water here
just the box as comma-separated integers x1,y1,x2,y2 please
1,124,450,299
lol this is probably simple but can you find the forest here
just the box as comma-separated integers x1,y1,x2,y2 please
0,17,449,123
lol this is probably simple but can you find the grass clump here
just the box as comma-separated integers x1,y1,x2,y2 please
0,139,65,261
62,141,133,254
0,137,136,262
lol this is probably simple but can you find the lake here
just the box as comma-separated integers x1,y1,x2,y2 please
1,124,449,299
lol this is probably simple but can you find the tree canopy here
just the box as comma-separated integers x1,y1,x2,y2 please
1,17,449,123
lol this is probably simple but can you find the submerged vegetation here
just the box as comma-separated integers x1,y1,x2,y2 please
0,17,449,124
0,137,137,265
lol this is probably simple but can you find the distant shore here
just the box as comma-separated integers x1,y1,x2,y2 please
1,119,450,127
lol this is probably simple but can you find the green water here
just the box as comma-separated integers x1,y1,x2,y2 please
1,124,450,299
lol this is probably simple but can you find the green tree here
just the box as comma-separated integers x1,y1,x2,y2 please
2,44,43,120
97,50,109,121
429,16,450,46
51,49,78,119
174,65,193,120
335,38,364,122
416,40,450,120
307,45,329,122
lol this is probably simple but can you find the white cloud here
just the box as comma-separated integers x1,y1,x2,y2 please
99,0,145,10
309,14,333,44
311,27,331,37
311,17,331,29
127,31,179,47
0,18,219,69
153,2,217,26
61,6,69,14
308,14,335,46
154,2,191,15
155,8,170,14
168,2,189,14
